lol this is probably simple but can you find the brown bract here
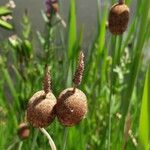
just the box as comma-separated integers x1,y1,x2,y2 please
108,3,129,35
17,123,30,140
56,88,87,127
27,90,56,128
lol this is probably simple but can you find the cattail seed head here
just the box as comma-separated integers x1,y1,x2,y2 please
17,123,30,140
56,88,87,127
108,2,129,35
73,51,85,87
27,65,56,128
27,90,57,128
43,65,51,94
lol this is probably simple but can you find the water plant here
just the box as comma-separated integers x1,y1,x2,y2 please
0,0,150,149
108,0,129,34
56,51,88,127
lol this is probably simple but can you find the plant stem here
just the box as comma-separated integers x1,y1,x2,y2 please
40,128,57,150
56,13,66,28
31,130,39,150
62,128,69,150
118,0,124,4
108,82,112,150
7,138,20,150
18,141,23,150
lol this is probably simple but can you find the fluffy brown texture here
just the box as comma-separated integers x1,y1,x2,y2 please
43,65,51,94
27,90,56,128
73,51,84,87
56,88,87,126
17,123,30,140
108,3,129,35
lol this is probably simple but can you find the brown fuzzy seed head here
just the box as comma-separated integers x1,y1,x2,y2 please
56,88,87,127
27,90,56,128
73,51,85,87
17,123,30,140
108,3,129,35
43,65,51,94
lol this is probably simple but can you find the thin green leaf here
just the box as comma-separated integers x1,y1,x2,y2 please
139,65,150,150
0,6,12,16
0,19,13,30
67,0,77,59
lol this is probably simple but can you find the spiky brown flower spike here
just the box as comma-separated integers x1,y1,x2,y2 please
108,0,130,35
17,122,30,140
73,51,84,88
43,65,51,94
27,66,57,128
56,51,87,127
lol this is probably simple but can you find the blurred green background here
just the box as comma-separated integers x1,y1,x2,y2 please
0,0,150,149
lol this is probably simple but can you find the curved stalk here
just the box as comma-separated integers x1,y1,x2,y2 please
40,128,57,150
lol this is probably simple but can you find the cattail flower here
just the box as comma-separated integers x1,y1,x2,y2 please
27,66,56,128
56,51,87,127
73,51,85,88
108,0,130,35
43,65,51,94
17,123,30,140
56,88,87,126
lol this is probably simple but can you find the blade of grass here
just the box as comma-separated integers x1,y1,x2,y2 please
0,19,13,30
67,0,77,60
0,6,12,16
139,65,150,150
2,68,19,109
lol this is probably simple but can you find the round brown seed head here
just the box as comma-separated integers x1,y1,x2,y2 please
17,123,30,140
108,3,129,35
56,88,87,127
27,90,57,128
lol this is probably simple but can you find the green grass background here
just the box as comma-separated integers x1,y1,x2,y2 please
0,0,150,149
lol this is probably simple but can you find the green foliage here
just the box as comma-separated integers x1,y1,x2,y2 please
0,6,12,15
139,66,150,150
0,5,13,30
67,0,77,60
0,0,150,149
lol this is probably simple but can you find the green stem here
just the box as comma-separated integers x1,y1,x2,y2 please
62,128,69,150
18,141,23,150
40,128,56,150
31,130,39,150
7,138,20,150
108,78,112,150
